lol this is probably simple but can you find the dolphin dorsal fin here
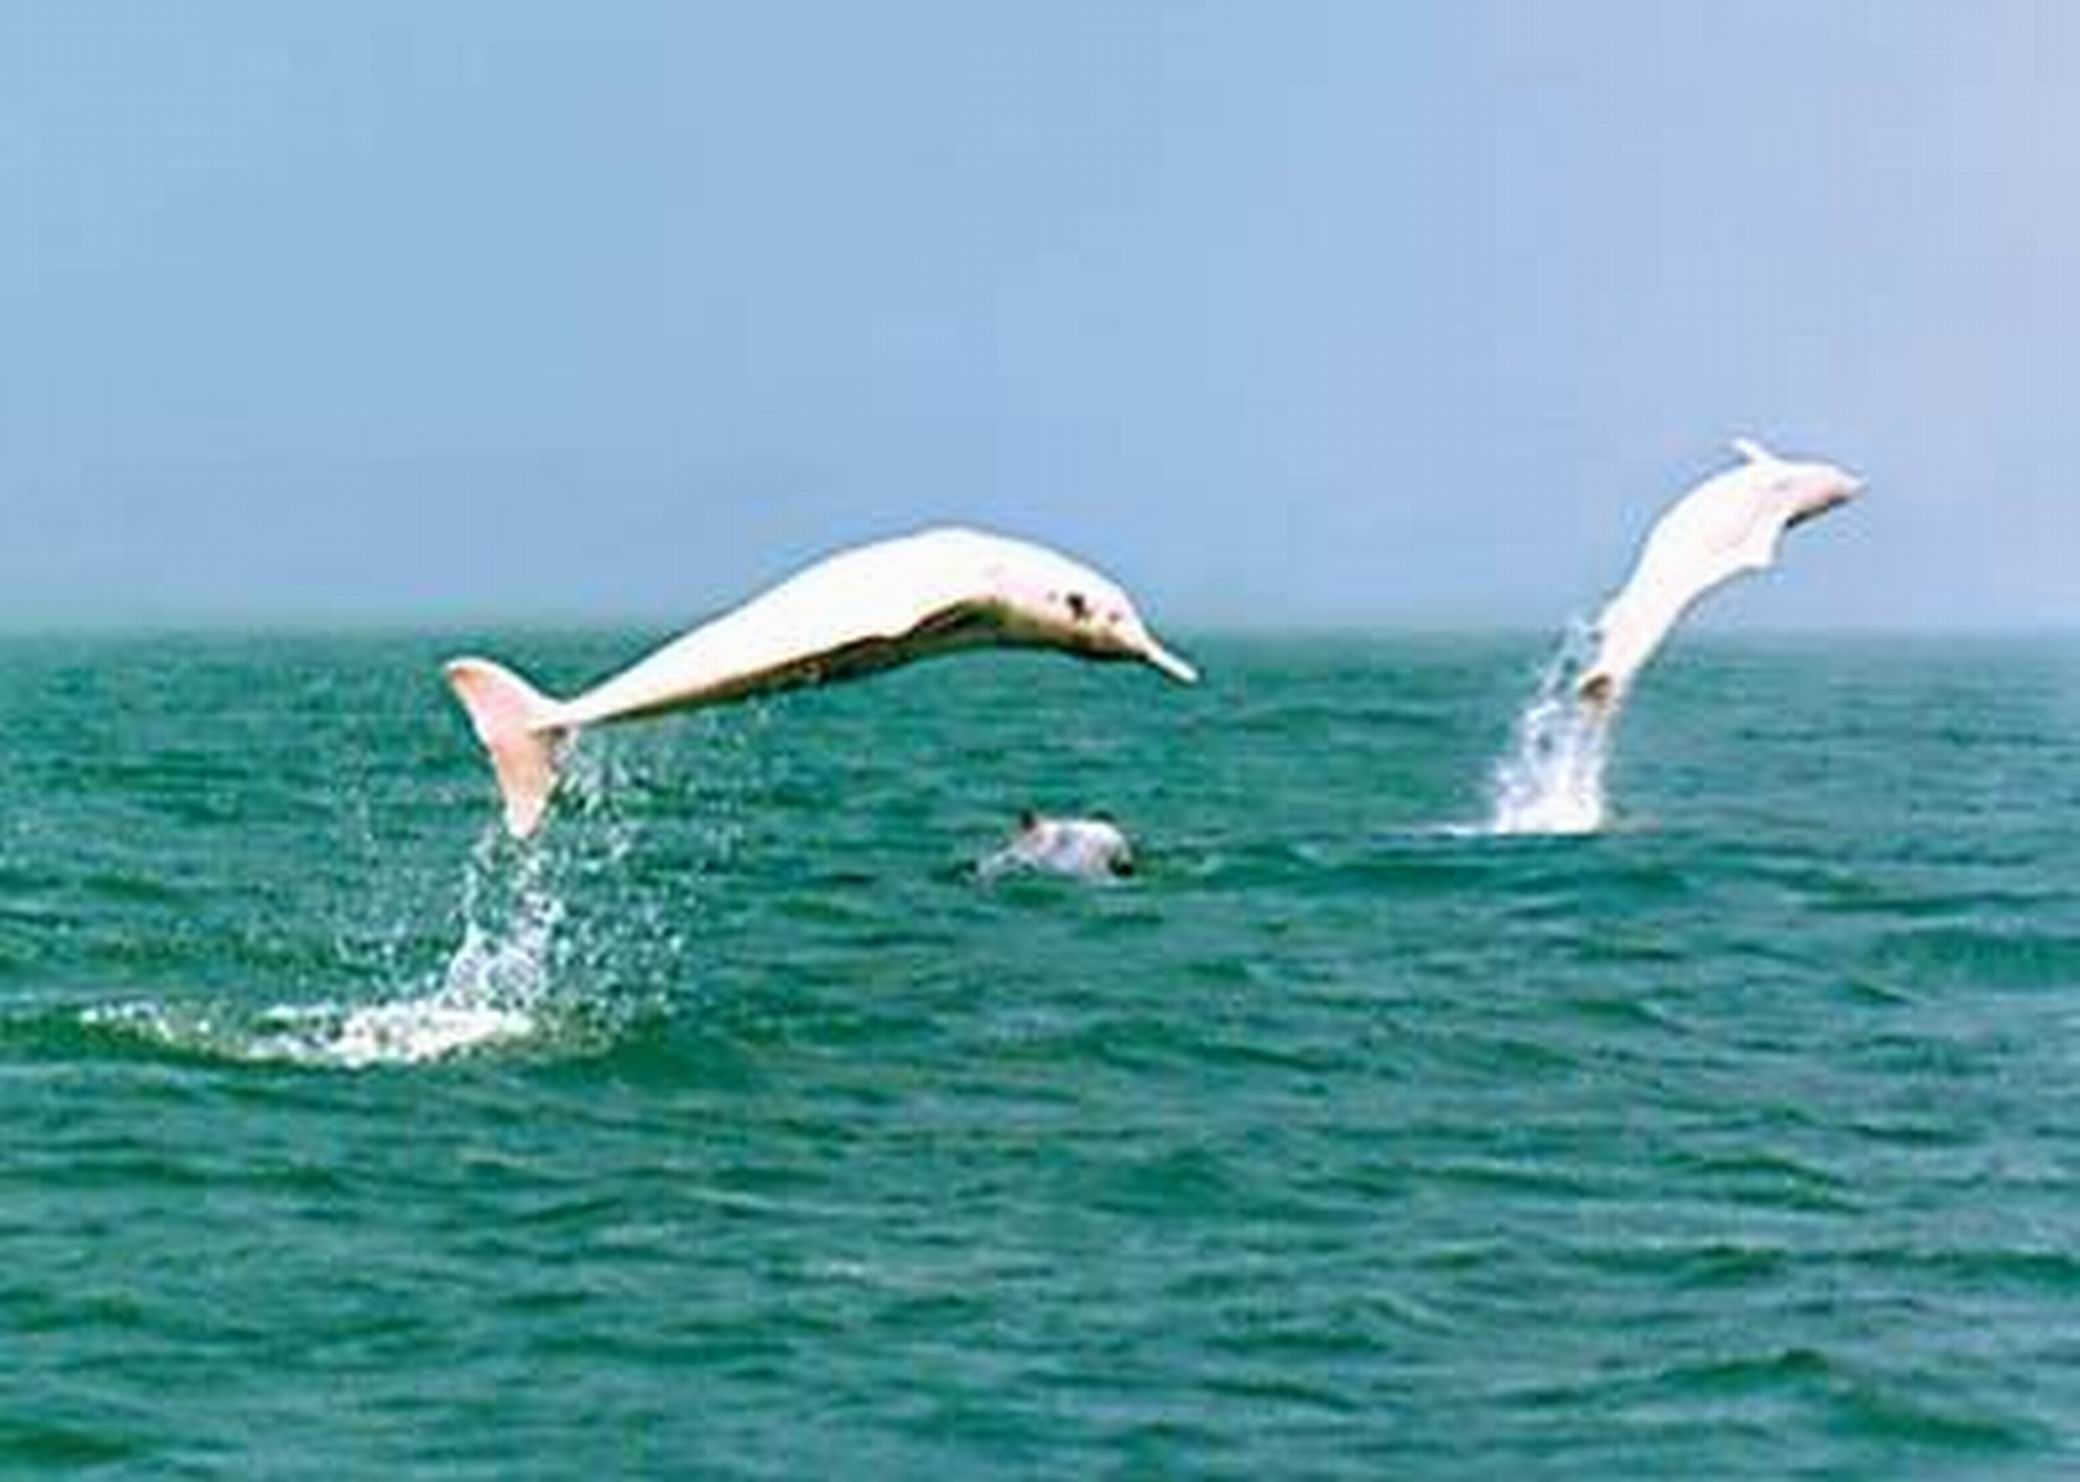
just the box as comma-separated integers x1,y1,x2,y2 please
1731,436,1781,466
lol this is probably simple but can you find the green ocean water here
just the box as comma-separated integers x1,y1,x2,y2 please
4,631,2079,1478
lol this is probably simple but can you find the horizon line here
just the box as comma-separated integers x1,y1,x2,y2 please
0,612,2072,642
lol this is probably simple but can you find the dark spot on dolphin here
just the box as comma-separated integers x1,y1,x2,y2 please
1066,591,1090,621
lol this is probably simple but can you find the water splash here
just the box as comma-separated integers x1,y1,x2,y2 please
85,735,702,1069
84,834,573,1067
278,831,570,1067
1487,621,1613,836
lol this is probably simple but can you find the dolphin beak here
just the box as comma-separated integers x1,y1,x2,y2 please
1787,475,1862,531
1138,635,1200,684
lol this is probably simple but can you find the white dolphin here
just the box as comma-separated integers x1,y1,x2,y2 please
979,810,1136,881
1576,439,1862,709
445,527,1198,837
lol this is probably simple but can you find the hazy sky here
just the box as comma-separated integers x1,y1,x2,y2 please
2,2,2072,629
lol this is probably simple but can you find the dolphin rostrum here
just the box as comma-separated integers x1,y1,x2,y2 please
445,527,1198,837
1576,439,1862,709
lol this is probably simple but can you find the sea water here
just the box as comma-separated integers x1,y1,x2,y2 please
3,631,2078,1477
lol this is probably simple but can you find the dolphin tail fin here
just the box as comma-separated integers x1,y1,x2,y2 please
443,657,570,838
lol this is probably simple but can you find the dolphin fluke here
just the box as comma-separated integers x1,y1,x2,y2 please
444,658,568,838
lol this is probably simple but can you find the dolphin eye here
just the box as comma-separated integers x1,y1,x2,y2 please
1066,592,1090,621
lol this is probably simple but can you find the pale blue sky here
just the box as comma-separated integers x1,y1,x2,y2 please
1,2,2071,629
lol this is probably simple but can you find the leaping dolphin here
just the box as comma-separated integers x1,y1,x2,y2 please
445,526,1198,837
1576,439,1862,709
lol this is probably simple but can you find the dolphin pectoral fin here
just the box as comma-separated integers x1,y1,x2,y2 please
444,657,570,838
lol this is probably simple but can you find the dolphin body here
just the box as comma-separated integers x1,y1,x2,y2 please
1576,439,1862,709
979,811,1136,881
445,527,1198,837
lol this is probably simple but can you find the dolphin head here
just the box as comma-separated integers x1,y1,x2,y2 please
1102,601,1201,683
1778,458,1864,530
1734,438,1863,530
1054,581,1200,682
994,549,1199,683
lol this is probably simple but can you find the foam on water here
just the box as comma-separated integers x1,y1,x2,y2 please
260,832,570,1066
84,740,680,1068
83,835,566,1067
1487,621,1613,836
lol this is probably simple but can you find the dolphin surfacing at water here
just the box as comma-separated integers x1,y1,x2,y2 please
1576,439,1862,709
979,810,1137,881
445,527,1198,837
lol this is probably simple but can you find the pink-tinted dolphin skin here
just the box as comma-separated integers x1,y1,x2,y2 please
1578,439,1862,709
445,527,1196,837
